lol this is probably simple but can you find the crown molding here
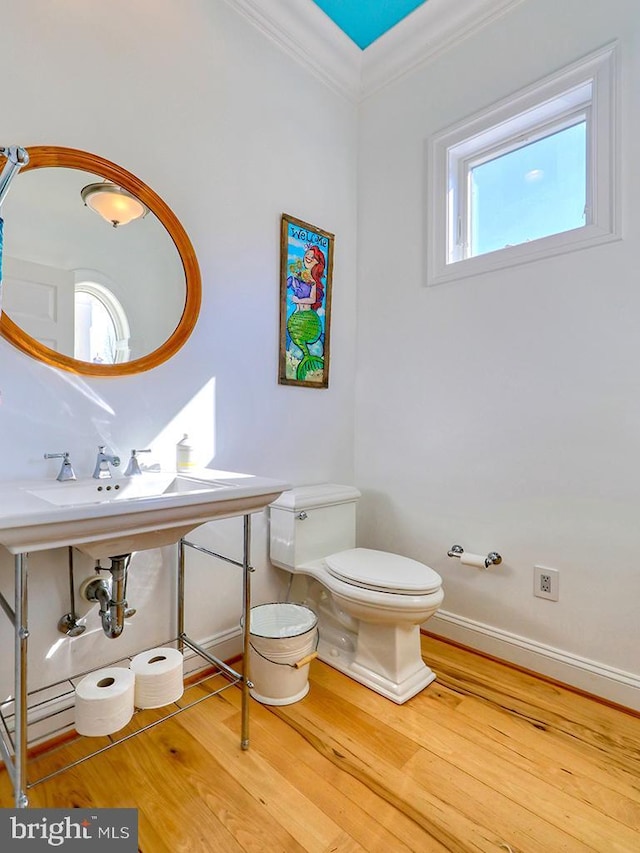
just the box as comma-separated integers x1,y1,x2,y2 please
222,0,362,102
223,0,527,103
360,0,527,99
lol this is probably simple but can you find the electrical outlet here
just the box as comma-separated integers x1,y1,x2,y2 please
534,565,559,601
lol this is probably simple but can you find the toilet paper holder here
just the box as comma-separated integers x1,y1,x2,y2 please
447,544,502,569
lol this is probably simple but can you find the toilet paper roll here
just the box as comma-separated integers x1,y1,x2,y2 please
130,647,184,709
75,667,135,737
460,553,488,569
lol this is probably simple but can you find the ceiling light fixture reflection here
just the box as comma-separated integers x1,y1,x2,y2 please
81,182,148,228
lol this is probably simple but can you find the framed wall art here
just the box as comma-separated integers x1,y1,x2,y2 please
279,213,334,388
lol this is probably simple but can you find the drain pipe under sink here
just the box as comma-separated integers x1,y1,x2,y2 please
83,554,131,639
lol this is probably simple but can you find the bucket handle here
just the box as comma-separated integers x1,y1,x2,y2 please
249,630,319,668
293,651,318,669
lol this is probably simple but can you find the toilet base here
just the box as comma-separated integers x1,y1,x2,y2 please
286,573,440,703
317,636,436,704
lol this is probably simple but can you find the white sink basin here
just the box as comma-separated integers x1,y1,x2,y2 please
0,469,290,559
26,473,227,507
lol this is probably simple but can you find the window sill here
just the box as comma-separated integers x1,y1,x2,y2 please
426,222,622,287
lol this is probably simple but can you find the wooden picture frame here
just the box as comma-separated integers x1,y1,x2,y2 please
279,213,334,388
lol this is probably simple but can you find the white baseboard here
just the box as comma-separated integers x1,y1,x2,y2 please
428,610,640,713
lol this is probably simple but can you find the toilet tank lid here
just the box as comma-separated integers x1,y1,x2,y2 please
270,483,361,512
325,548,442,594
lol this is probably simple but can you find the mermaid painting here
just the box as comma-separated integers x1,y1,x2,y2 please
279,214,334,387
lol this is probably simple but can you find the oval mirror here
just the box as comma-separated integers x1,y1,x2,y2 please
0,146,201,375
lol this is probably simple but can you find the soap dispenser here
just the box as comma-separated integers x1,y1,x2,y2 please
176,434,195,473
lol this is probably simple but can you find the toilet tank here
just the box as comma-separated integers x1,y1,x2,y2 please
269,484,361,571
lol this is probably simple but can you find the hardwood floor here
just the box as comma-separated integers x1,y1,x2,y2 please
1,634,639,852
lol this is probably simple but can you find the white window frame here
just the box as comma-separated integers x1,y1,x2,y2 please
426,42,619,286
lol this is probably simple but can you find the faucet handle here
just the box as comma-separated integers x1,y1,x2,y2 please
44,451,77,482
124,449,151,476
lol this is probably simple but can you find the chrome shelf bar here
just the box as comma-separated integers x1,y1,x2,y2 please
0,642,240,789
179,635,244,684
0,514,254,807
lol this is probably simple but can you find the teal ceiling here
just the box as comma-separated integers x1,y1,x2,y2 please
310,0,429,50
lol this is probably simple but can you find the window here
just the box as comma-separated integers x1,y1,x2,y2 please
427,43,618,285
469,119,587,257
74,279,130,364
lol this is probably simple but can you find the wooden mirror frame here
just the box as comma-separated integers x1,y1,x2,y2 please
0,146,201,375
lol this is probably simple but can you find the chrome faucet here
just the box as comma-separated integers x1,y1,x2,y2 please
124,448,151,476
44,451,76,481
92,445,121,479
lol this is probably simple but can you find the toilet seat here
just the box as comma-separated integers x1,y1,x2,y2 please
324,548,441,595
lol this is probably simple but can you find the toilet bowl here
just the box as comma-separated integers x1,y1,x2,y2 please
269,485,444,704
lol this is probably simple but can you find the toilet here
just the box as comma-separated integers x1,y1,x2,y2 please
269,484,444,704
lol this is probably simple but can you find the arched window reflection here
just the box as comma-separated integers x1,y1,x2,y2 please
74,280,130,364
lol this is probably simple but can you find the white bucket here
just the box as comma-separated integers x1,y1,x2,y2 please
248,603,318,706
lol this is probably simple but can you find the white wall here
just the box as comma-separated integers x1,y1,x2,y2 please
0,0,357,695
356,0,640,707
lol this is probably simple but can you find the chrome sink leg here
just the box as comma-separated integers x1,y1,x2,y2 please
241,513,252,751
15,552,28,808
